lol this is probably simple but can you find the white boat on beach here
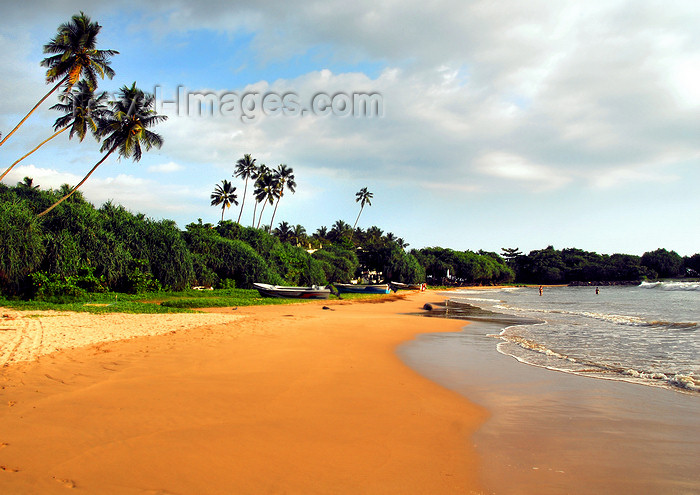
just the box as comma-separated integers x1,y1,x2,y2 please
253,283,332,299
333,283,390,294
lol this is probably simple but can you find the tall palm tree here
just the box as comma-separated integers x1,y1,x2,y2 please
211,179,238,222
251,164,270,226
233,153,257,224
353,187,374,230
0,12,117,150
0,81,108,182
38,83,166,217
268,164,296,233
254,172,278,229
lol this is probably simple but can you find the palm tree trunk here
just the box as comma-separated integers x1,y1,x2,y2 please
257,201,268,229
0,75,69,151
252,200,258,227
353,205,364,230
221,205,225,222
0,127,69,182
237,178,248,224
268,197,281,234
37,145,117,218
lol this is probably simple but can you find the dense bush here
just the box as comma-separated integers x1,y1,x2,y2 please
29,265,108,300
184,222,282,288
269,243,327,286
641,248,684,279
0,187,196,296
384,247,426,284
312,245,359,282
413,247,514,285
0,200,46,294
502,246,661,284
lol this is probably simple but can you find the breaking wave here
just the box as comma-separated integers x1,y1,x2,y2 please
639,281,700,291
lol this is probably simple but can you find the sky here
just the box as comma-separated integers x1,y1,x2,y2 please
1,0,698,256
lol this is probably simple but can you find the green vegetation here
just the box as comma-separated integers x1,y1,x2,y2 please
0,182,423,301
2,179,698,309
498,246,697,284
413,247,514,285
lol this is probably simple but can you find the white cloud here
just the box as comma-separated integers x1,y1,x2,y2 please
588,163,680,190
5,164,203,221
4,163,79,188
475,152,571,191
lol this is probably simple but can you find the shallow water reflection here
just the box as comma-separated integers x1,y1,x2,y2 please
398,319,700,494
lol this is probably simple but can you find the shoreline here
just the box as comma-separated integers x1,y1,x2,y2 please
399,296,700,494
0,291,488,494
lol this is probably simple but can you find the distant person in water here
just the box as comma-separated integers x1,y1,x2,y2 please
539,285,543,296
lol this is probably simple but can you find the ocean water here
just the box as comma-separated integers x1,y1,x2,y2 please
438,282,699,394
399,281,700,493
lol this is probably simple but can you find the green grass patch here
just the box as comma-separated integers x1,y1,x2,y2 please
0,296,195,314
0,288,352,313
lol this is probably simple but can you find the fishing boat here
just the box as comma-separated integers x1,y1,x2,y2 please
389,282,427,292
333,283,390,294
253,283,331,299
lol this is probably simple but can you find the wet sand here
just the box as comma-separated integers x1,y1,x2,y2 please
0,292,487,494
399,319,700,494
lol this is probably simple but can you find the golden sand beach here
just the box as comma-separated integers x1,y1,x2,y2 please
0,291,487,494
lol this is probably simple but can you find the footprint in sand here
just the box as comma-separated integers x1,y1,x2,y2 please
53,477,76,488
0,465,20,472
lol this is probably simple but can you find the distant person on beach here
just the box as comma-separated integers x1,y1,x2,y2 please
539,285,543,296
596,287,599,295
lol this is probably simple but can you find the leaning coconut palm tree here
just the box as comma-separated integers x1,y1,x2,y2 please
0,81,108,182
0,12,117,151
233,153,257,224
211,179,238,222
254,172,278,229
268,164,296,234
353,187,374,230
38,82,166,217
251,164,270,226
